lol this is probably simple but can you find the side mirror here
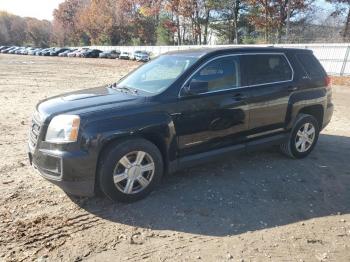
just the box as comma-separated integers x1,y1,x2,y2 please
184,80,209,95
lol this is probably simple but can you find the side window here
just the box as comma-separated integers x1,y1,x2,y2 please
241,54,293,86
296,53,325,79
190,56,240,92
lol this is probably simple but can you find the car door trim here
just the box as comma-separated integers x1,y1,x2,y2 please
178,52,294,98
169,132,288,173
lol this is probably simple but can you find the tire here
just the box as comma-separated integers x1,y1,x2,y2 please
98,138,163,202
280,114,320,159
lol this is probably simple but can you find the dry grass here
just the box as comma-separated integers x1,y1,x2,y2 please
331,76,350,87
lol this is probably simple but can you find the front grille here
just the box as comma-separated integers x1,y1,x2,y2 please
29,115,42,149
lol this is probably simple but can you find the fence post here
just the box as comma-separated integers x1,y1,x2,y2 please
340,45,350,76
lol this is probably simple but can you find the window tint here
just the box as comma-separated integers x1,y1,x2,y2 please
241,54,292,86
191,56,240,92
296,53,325,79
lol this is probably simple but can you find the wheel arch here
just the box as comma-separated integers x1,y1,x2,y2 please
298,104,324,129
94,130,174,195
286,89,327,129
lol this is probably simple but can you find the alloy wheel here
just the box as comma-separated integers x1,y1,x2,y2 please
113,151,155,194
295,122,316,153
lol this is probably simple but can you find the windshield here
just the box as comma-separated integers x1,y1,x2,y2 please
116,55,198,94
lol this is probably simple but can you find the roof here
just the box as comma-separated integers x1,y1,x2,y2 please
165,46,311,58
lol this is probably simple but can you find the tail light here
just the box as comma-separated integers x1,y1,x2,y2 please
325,75,331,89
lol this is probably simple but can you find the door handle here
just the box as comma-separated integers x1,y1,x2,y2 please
288,86,298,92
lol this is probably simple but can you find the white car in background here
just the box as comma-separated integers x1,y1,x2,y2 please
129,50,143,60
119,51,130,60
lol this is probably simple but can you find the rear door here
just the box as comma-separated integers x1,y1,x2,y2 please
240,53,295,135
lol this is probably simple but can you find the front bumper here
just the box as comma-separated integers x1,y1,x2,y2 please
28,145,96,197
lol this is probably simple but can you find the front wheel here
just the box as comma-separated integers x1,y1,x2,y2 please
280,114,320,159
98,138,163,202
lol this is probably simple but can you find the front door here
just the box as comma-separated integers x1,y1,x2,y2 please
173,55,250,157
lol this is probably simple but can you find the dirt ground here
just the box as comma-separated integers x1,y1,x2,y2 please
0,54,349,262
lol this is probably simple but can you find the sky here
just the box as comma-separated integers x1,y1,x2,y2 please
0,0,65,21
0,0,336,21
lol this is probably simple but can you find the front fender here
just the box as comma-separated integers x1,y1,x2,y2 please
81,111,177,168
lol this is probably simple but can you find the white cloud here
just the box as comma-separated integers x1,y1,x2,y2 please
0,0,65,20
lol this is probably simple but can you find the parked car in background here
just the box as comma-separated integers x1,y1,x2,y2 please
18,47,27,54
0,46,9,51
1,47,10,53
14,47,25,54
1,45,151,61
1,46,17,53
119,51,130,60
21,47,30,55
99,50,120,59
35,48,45,55
135,51,150,62
41,48,54,56
50,48,70,56
67,49,82,57
37,48,50,56
28,48,42,56
34,48,45,55
22,47,36,55
8,47,21,54
82,49,102,58
74,48,90,58
59,49,76,57
130,50,143,60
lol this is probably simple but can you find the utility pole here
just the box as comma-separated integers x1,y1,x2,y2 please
286,0,291,43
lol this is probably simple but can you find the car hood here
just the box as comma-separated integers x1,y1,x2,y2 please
36,86,144,121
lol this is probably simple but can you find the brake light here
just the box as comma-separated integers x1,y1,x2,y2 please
325,75,331,88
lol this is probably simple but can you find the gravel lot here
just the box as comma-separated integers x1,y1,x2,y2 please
0,54,349,262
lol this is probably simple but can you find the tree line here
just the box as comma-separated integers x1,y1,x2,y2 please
1,0,349,47
0,11,51,47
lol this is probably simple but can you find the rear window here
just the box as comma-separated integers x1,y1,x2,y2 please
296,53,325,79
241,54,293,86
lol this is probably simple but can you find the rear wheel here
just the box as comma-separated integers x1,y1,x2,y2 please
99,138,163,202
280,114,320,159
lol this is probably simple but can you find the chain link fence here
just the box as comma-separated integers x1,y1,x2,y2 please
86,43,350,76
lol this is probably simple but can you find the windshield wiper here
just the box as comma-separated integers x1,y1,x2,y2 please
108,83,138,94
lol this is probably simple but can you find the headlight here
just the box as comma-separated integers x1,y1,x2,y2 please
45,115,80,143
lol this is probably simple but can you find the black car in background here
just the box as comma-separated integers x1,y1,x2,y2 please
28,47,333,202
82,49,103,58
99,50,121,59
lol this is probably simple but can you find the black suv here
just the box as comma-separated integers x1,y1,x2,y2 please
28,47,333,202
